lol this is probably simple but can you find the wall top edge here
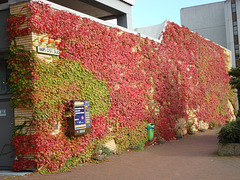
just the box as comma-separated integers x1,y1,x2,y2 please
1,0,161,44
181,1,225,11
0,2,9,10
31,0,161,43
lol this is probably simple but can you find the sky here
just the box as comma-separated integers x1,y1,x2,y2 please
132,0,224,29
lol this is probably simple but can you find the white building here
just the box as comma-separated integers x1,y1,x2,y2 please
181,0,239,68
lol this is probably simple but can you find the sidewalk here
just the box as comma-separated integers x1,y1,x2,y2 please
2,129,240,180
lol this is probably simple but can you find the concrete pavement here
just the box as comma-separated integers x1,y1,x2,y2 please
1,128,240,180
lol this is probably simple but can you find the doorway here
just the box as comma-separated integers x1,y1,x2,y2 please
0,59,14,169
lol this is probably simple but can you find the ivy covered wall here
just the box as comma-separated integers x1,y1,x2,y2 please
7,1,236,172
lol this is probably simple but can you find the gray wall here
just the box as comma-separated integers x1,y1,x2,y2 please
180,1,238,68
181,2,227,48
224,0,235,67
134,21,166,39
0,9,10,52
97,0,132,28
49,0,133,29
0,6,14,170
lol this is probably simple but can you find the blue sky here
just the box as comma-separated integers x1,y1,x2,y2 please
132,0,224,28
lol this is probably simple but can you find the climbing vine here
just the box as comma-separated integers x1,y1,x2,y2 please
7,1,236,172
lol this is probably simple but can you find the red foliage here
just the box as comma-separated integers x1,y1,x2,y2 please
6,14,31,41
7,1,235,171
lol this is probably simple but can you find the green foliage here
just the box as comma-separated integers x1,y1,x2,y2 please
218,118,240,144
7,45,36,108
186,122,193,132
57,157,83,173
229,66,240,89
210,121,218,128
34,58,111,118
114,122,148,153
94,144,112,155
130,142,145,151
7,1,236,171
229,67,240,115
101,146,111,155
12,118,31,137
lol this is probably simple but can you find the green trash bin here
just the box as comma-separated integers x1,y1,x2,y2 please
146,123,154,141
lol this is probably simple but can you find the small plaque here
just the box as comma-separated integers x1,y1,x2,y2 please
55,122,59,130
37,46,59,56
0,109,6,116
79,129,85,133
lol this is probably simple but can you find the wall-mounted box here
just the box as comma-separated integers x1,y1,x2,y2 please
65,100,91,136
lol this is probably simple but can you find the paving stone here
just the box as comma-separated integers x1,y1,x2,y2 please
2,129,240,180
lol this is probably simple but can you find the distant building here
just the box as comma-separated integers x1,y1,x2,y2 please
134,20,167,40
47,0,134,29
180,0,239,67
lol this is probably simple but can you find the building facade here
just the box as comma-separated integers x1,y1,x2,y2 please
0,0,236,172
0,0,134,170
134,20,167,40
181,0,238,67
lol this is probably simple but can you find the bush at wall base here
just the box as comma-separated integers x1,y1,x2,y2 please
217,118,240,156
218,117,240,145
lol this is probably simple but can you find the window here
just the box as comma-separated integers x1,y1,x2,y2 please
234,30,238,35
232,12,237,21
0,59,10,94
232,3,236,12
234,35,239,44
236,49,239,56
235,44,239,51
233,26,238,35
233,21,237,26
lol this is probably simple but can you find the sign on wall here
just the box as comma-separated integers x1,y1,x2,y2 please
74,100,91,134
0,109,6,116
74,103,86,130
37,46,59,56
65,100,91,136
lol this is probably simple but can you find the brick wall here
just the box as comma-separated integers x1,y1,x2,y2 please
9,1,58,134
14,108,34,135
225,49,233,70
